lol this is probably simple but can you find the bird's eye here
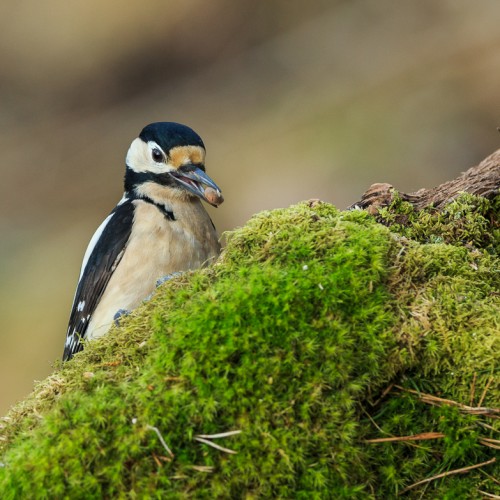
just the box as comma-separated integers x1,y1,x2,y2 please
151,148,164,162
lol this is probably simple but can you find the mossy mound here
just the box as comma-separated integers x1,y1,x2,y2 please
1,198,498,498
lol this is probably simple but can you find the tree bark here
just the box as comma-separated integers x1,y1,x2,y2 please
349,149,500,214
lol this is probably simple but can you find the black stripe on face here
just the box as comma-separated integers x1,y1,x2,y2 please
124,168,176,220
124,169,177,192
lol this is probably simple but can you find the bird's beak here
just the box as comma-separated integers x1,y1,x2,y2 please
170,165,224,207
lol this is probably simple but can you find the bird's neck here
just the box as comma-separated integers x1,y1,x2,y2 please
130,181,190,206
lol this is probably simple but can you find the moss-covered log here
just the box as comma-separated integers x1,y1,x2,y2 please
0,156,499,498
352,149,500,214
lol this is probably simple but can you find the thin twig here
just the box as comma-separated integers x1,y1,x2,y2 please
393,385,500,418
477,422,500,433
478,491,500,499
360,406,429,450
152,454,162,467
480,469,500,486
480,437,500,445
365,432,444,444
399,457,496,495
479,439,500,450
194,436,237,454
146,425,174,458
189,465,215,473
370,383,394,407
470,372,477,407
478,376,494,408
195,430,242,439
360,405,387,436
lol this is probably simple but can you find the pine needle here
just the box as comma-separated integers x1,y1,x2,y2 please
189,465,215,473
194,436,237,454
365,432,444,443
399,457,496,495
477,491,500,499
195,430,242,439
479,438,500,450
394,385,500,418
478,376,494,407
146,425,174,458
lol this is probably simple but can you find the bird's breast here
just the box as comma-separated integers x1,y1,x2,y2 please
86,199,220,339
131,199,220,271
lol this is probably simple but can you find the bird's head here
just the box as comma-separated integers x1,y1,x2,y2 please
124,122,223,207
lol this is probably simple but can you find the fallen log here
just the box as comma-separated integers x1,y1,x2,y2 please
350,149,500,214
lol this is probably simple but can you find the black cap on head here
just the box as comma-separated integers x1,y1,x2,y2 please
139,122,205,152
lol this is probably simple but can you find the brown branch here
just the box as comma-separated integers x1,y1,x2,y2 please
399,457,496,495
350,149,500,213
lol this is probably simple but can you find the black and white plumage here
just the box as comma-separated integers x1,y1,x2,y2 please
63,122,223,360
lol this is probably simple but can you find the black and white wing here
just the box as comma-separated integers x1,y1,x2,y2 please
63,198,135,360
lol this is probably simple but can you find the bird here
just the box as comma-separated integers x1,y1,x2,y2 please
63,122,223,361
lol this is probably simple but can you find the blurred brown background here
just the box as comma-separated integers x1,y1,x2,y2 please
1,0,499,414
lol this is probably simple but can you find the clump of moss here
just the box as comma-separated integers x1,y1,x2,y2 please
0,200,498,498
377,192,500,255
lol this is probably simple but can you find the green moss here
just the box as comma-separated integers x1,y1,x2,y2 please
0,200,498,498
377,192,500,255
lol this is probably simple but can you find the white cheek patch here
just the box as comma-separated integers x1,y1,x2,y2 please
125,138,150,173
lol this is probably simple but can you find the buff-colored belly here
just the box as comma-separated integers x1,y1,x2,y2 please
86,199,219,339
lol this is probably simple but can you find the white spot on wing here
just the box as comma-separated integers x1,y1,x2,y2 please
77,301,85,312
111,249,125,272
